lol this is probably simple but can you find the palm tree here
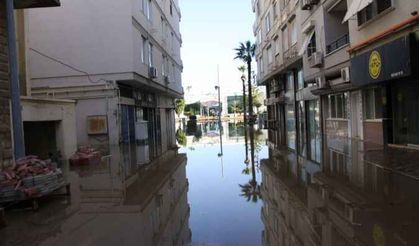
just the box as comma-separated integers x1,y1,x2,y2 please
234,41,256,123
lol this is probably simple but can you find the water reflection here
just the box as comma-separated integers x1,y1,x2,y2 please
260,136,419,246
179,120,269,245
0,147,191,246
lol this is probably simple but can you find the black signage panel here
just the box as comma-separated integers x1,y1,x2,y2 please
350,36,412,87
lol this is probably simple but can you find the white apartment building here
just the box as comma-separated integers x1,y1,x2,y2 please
24,0,183,166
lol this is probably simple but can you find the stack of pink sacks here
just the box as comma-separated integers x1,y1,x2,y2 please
69,146,101,166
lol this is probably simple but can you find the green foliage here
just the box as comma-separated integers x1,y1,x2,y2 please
175,99,186,117
176,129,187,147
184,102,201,116
252,87,264,110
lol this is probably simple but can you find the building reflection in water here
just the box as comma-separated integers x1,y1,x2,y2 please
0,147,191,246
260,137,419,246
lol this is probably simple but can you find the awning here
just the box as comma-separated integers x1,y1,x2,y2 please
342,0,373,23
298,29,315,56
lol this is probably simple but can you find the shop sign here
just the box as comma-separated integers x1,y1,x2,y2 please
351,36,412,86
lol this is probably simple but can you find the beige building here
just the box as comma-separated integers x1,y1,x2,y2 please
22,0,184,168
255,0,419,184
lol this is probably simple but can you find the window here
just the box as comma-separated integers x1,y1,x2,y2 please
329,93,348,119
146,0,152,20
148,42,153,67
286,104,296,150
282,27,288,51
364,87,383,120
265,13,271,33
267,46,273,64
170,1,173,16
298,101,307,157
162,55,166,76
257,29,262,45
307,32,316,57
308,100,321,163
286,72,296,150
297,69,304,90
141,36,147,64
289,19,297,46
273,2,278,19
357,0,392,26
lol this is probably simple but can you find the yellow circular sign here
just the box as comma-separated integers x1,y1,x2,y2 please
369,51,382,79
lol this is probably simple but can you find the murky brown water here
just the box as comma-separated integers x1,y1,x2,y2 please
1,121,419,246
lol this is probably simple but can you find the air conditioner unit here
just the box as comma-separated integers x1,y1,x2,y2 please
301,0,312,10
164,75,169,84
308,51,323,68
316,76,329,89
341,67,350,83
149,67,157,78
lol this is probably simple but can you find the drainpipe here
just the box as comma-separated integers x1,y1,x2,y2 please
5,0,25,159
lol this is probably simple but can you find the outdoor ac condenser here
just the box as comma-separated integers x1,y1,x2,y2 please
135,121,150,165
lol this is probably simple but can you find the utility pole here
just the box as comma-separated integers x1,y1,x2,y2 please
6,0,25,159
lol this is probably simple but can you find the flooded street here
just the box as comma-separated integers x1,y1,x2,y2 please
180,121,268,245
1,120,419,245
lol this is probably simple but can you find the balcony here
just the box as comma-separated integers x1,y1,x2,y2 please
283,44,298,62
326,34,349,55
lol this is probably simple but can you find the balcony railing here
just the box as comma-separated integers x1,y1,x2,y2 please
326,33,349,55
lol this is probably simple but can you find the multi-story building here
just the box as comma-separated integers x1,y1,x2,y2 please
253,0,321,182
24,0,183,165
254,0,419,184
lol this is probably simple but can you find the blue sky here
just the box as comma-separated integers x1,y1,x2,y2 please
180,0,255,102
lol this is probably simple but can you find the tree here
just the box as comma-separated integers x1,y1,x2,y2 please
234,41,256,123
252,86,264,113
176,129,187,147
175,99,186,117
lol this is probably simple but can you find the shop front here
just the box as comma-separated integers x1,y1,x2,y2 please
351,34,418,147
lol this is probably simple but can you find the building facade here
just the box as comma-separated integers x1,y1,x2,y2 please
254,0,419,182
24,0,183,165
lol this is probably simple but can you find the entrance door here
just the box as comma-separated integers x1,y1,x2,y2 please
350,91,363,139
393,82,419,145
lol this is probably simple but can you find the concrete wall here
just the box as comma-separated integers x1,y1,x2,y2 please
26,0,133,83
0,3,13,167
26,0,183,96
21,97,77,160
75,96,120,148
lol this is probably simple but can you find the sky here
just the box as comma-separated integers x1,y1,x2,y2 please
179,0,256,103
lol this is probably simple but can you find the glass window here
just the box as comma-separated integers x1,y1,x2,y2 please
364,87,383,120
329,93,348,119
286,104,296,150
307,32,317,57
265,13,271,33
267,46,273,64
357,0,392,26
297,69,304,90
148,43,153,67
298,101,306,157
308,100,321,163
141,36,147,64
282,27,288,51
289,20,297,46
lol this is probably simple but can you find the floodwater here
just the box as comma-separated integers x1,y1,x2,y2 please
1,120,419,246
